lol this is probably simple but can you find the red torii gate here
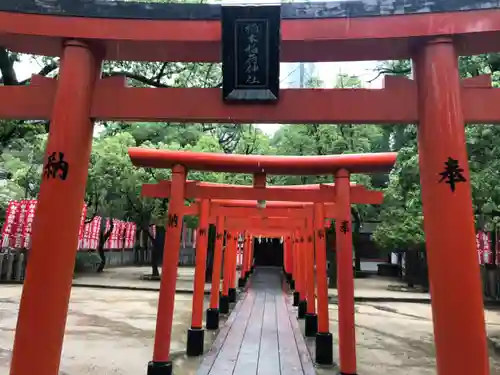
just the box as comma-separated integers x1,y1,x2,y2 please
142,179,383,203
143,181,349,336
132,148,395,374
143,180,384,347
142,187,333,349
142,182,383,286
3,2,495,375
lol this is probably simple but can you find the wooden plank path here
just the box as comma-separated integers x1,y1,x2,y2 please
196,267,316,375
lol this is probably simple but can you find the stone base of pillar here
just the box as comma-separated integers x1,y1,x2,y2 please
298,300,307,319
238,277,246,288
289,279,295,290
315,332,333,365
228,288,237,303
220,295,230,314
205,308,219,330
293,291,300,306
147,360,173,375
186,327,204,357
304,313,318,337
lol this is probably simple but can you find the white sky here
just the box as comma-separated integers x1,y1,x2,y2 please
261,61,383,135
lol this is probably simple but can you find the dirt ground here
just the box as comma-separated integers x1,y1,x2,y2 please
1,270,500,374
0,285,218,375
322,302,500,375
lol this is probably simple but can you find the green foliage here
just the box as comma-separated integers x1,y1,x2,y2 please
371,144,424,250
371,54,500,251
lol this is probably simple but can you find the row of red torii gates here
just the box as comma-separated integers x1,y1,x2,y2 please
140,173,389,369
1,3,498,375
132,150,396,375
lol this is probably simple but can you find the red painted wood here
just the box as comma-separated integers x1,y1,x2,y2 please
1,9,500,62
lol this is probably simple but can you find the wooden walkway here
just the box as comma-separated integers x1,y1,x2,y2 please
196,267,316,375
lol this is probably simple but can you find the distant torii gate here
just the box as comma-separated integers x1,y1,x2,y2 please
141,194,319,355
132,149,396,374
142,179,383,203
142,179,384,359
3,3,497,375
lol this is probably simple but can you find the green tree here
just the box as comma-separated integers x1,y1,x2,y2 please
371,54,500,254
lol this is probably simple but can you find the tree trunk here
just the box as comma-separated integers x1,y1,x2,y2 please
326,230,337,288
96,218,114,273
205,224,216,283
96,244,106,273
150,226,165,278
405,248,418,288
351,207,362,274
354,251,361,273
151,244,160,277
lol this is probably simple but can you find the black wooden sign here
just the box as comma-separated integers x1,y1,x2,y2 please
221,5,281,103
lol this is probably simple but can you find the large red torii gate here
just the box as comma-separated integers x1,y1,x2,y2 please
2,2,495,375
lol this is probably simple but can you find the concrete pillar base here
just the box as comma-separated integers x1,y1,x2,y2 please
147,361,172,375
220,295,230,314
315,332,333,365
298,300,307,319
186,327,204,357
205,308,219,330
305,313,318,337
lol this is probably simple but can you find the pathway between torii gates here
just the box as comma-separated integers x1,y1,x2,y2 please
196,267,316,375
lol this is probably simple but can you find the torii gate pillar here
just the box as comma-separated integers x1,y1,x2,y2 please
206,216,225,330
238,233,249,288
414,37,489,375
335,169,357,374
314,203,332,365
186,198,210,357
227,231,238,303
9,40,101,375
304,217,318,338
284,235,295,288
149,165,186,375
